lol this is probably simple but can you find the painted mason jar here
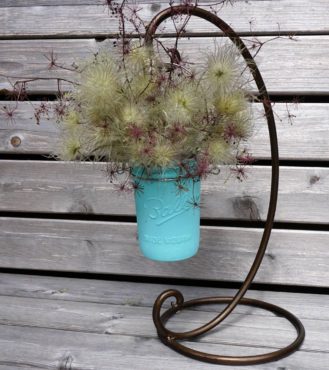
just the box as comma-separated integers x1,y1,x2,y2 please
132,165,201,262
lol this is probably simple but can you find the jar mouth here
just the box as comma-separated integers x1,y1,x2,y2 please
131,160,198,181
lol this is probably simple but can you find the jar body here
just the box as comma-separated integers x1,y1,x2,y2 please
132,166,201,262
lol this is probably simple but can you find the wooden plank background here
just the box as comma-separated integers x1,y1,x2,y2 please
1,0,329,36
1,161,328,223
1,308,328,370
1,37,329,94
1,218,329,286
0,0,328,287
1,2,329,369
2,102,329,160
0,274,328,369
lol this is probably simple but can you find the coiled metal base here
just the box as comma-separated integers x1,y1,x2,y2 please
153,290,305,365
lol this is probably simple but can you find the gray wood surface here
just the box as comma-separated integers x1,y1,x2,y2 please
1,36,329,94
1,161,328,223
2,102,329,161
1,0,106,5
1,218,328,286
2,324,328,370
0,0,328,368
0,273,327,319
1,0,328,36
0,295,306,348
0,0,202,6
0,368,42,370
0,274,328,369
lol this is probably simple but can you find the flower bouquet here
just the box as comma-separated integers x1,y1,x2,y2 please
55,41,253,261
51,1,254,261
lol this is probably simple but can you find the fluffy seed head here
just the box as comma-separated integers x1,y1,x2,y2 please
206,44,242,92
224,111,253,142
126,45,154,70
121,104,145,127
214,91,248,116
61,109,80,131
151,142,175,168
207,139,233,164
77,52,122,124
162,84,200,124
127,124,144,140
57,133,82,161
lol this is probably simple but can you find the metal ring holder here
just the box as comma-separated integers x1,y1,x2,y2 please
145,5,305,365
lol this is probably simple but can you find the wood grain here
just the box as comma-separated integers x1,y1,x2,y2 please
1,1,329,36
1,161,328,223
1,218,328,286
0,273,327,319
0,368,42,370
0,294,326,352
1,0,106,5
0,295,302,348
0,0,328,368
1,102,329,160
1,36,329,94
2,323,329,370
0,276,328,369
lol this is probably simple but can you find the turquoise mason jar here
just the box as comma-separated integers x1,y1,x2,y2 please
132,165,201,262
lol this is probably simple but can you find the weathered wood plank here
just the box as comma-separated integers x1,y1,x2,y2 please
0,275,328,368
1,162,328,223
0,295,298,348
1,102,328,160
0,273,327,320
1,36,328,94
1,218,328,286
2,0,106,5
0,365,38,370
0,367,45,370
1,1,328,36
0,0,318,7
0,0,188,6
0,101,58,154
1,293,328,354
1,323,329,370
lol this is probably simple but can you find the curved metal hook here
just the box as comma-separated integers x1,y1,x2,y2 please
145,5,305,365
146,4,280,339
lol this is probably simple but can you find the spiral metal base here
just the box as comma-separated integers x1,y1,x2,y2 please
146,4,306,365
153,290,305,365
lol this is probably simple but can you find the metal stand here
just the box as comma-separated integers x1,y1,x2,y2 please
146,5,305,365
